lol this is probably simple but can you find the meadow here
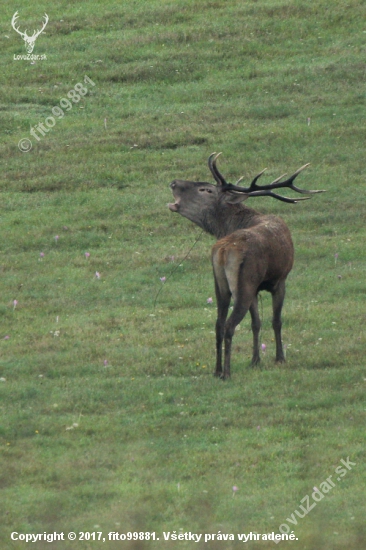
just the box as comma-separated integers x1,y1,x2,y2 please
0,0,365,548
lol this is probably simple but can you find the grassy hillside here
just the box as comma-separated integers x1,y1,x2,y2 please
0,1,365,548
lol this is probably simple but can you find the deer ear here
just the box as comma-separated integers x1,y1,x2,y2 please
224,192,249,204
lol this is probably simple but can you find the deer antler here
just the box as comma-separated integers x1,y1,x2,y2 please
208,152,229,186
11,11,48,39
32,13,49,39
11,12,26,38
208,153,325,203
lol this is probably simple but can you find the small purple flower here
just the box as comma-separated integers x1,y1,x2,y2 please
207,297,213,304
13,300,18,309
95,272,101,279
257,425,261,430
160,276,166,283
54,235,59,243
3,335,10,340
261,343,266,352
103,359,108,366
85,252,90,258
40,252,45,259
232,486,239,496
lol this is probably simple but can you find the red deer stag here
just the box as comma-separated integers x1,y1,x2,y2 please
168,153,324,379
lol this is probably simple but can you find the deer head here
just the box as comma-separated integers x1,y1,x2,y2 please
11,11,49,54
169,153,324,238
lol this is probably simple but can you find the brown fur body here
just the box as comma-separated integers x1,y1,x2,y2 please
211,216,293,377
212,217,294,299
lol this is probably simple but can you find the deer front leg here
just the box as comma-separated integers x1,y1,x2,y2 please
272,281,286,362
215,317,224,377
249,295,261,366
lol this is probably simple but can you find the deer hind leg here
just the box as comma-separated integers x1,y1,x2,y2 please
214,274,231,378
271,280,286,362
249,295,261,366
222,282,256,380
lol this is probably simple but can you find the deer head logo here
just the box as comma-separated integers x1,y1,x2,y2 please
11,11,49,54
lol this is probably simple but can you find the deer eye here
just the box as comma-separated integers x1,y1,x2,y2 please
199,188,213,193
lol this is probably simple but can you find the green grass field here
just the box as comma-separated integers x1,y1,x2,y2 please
1,0,365,548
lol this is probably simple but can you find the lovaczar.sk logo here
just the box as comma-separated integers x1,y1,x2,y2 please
11,11,48,54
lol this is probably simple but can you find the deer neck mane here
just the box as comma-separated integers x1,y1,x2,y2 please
202,202,262,240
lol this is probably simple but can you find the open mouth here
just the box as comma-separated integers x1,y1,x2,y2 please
168,199,180,212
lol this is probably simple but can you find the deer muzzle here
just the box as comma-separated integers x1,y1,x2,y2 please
168,181,180,212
